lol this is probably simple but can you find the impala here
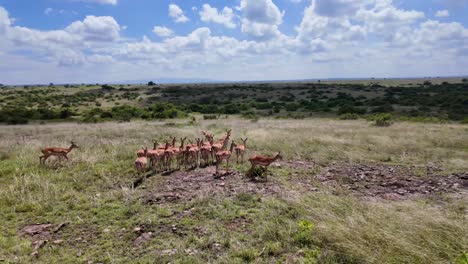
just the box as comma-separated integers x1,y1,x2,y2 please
40,141,79,165
215,141,236,174
235,138,248,164
134,147,148,175
248,152,282,170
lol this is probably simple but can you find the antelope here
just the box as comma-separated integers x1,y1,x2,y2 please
215,141,236,173
147,141,166,171
235,138,248,164
199,139,212,167
165,137,186,170
201,131,214,142
134,147,148,174
212,129,232,154
40,141,79,165
164,141,175,171
248,152,282,170
186,138,200,168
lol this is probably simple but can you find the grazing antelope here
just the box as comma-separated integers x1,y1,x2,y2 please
215,141,236,174
235,138,248,164
248,152,282,170
40,141,79,165
134,147,148,175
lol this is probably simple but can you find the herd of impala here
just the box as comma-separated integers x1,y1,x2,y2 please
39,129,283,177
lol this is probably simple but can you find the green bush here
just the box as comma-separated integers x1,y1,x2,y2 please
369,113,393,127
294,220,314,246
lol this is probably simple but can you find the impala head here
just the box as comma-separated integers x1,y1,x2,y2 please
152,140,158,149
240,138,248,145
142,146,148,156
70,141,79,149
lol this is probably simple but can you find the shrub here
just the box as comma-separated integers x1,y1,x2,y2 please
370,113,393,127
294,220,314,246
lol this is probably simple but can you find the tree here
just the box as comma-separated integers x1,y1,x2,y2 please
148,81,156,86
49,83,54,87
462,78,468,83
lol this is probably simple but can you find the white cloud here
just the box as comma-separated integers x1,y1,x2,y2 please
435,10,450,17
199,4,236,29
66,15,121,42
1,2,468,84
239,0,284,40
153,26,174,37
169,4,189,23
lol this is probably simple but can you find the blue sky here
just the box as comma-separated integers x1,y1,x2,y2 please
0,0,467,84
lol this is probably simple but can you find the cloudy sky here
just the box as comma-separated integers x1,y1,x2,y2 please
0,0,467,84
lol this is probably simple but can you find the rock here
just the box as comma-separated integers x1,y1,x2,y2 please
20,224,52,237
133,227,142,233
53,239,63,245
103,228,111,233
160,249,177,256
133,232,153,247
212,243,222,251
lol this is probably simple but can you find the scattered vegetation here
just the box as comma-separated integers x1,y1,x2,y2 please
1,81,466,124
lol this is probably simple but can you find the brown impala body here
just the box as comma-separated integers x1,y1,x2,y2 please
248,152,282,168
40,141,79,165
235,138,248,164
134,147,148,174
215,141,236,173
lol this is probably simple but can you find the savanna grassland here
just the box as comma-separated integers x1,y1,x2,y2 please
0,118,467,263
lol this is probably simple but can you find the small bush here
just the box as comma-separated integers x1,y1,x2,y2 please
369,113,393,127
294,220,314,246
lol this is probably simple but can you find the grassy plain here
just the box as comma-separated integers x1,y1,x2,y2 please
0,118,467,263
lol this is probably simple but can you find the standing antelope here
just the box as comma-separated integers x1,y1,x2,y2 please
147,141,166,171
200,139,212,167
186,138,200,168
201,131,214,142
235,138,248,164
215,141,236,174
134,147,148,175
40,141,79,165
212,129,232,154
165,137,186,170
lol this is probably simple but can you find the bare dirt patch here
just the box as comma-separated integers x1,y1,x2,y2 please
144,166,282,204
315,164,468,200
19,222,68,257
